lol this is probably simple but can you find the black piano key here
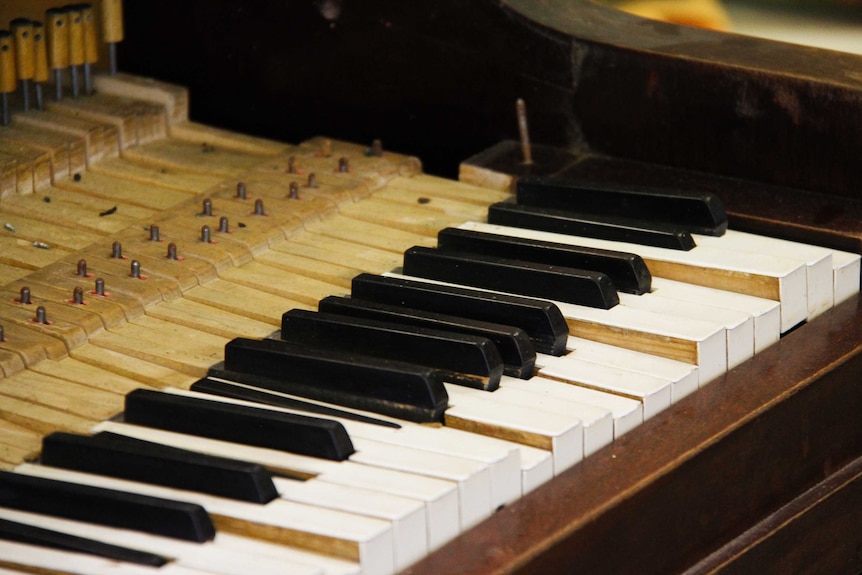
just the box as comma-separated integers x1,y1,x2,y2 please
124,388,355,461
213,338,449,423
318,295,537,379
193,377,409,430
516,175,728,236
41,432,279,504
191,376,402,429
0,470,215,542
281,309,504,391
487,201,696,250
350,273,569,356
402,246,620,309
0,517,169,567
436,227,652,295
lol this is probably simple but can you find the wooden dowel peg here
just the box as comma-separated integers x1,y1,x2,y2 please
100,0,124,75
32,21,48,109
11,19,34,111
0,31,15,126
80,3,97,94
46,8,69,100
67,5,85,98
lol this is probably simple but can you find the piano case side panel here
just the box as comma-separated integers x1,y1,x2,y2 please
404,295,862,574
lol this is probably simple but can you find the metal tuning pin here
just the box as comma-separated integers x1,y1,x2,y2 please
288,181,299,199
148,224,160,241
66,5,84,98
0,30,15,126
10,19,34,112
236,181,246,199
218,216,229,233
93,277,105,296
71,286,84,305
34,305,48,324
45,8,69,101
80,3,97,94
253,198,265,215
110,240,122,258
32,21,48,110
76,258,88,277
100,0,123,75
201,198,212,216
200,225,211,243
369,138,383,157
0,325,4,342
307,172,317,188
18,286,31,305
516,98,533,165
337,157,349,173
129,259,141,278
166,242,178,260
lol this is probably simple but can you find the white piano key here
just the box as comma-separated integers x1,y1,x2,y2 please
191,382,521,511
617,291,754,369
441,385,584,475
160,388,494,531
563,336,700,396
214,533,361,575
460,221,809,333
14,464,396,575
833,250,862,304
535,354,672,419
443,381,614,457
517,445,555,494
346,438,492,531
273,478,426,571
500,374,644,439
693,230,834,320
648,277,780,354
93,421,461,553
0,539,218,575
0,507,332,575
385,272,728,383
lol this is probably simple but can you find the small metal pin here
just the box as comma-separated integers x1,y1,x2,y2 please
236,182,247,200
288,182,300,199
337,157,349,173
253,199,265,216
218,216,229,233
370,139,383,157
33,241,50,249
34,305,47,324
287,156,297,174
201,199,213,216
307,173,318,188
76,259,87,277
166,242,178,260
129,259,141,278
72,286,84,305
149,225,160,242
93,277,105,296
201,225,212,243
18,287,31,305
0,325,5,342
111,240,123,259
516,98,533,165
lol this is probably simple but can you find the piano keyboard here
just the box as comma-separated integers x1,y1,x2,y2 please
0,55,860,575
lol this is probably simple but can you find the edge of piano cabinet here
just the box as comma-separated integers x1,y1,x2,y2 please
402,293,862,575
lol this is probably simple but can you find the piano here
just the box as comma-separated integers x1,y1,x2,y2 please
0,1,861,574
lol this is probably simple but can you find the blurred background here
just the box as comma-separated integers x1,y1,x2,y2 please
609,0,862,54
